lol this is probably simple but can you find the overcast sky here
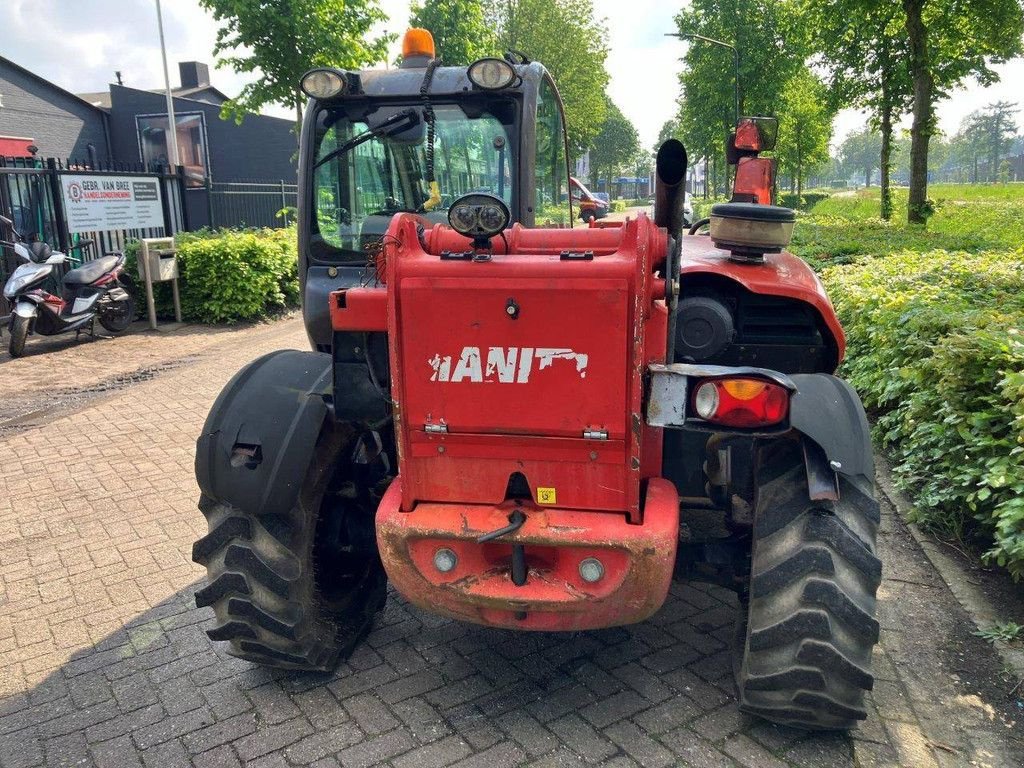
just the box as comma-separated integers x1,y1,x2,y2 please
5,0,1022,151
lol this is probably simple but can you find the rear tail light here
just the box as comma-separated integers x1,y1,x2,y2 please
692,377,789,428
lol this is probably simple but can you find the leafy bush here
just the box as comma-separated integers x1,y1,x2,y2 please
124,227,299,324
778,192,830,210
823,249,1024,578
610,200,627,212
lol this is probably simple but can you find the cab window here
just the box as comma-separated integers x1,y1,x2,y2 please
534,77,571,227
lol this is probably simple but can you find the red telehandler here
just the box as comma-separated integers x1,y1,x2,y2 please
192,30,880,730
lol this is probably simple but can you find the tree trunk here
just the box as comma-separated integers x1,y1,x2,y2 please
904,0,933,225
880,100,894,221
865,165,872,188
797,126,803,199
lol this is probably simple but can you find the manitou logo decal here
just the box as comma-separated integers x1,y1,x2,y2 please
429,347,589,383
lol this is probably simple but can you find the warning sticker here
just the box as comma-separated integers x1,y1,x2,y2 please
537,487,557,505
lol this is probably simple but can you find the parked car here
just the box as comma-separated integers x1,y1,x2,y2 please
570,177,609,223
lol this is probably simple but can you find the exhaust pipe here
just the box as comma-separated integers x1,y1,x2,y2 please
654,139,689,235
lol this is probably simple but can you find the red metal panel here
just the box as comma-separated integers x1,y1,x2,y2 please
381,214,668,518
376,476,680,631
328,287,387,332
679,236,847,363
397,276,630,438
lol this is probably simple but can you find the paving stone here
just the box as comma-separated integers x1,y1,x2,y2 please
604,719,675,767
578,690,649,729
140,737,191,768
192,744,243,768
1,315,1020,768
334,728,417,768
392,734,473,768
91,734,144,768
343,692,400,734
182,712,257,754
548,714,617,763
447,740,526,768
283,722,363,765
131,706,214,750
232,717,315,762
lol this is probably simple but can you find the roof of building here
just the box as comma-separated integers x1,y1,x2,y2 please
77,84,230,111
0,54,108,114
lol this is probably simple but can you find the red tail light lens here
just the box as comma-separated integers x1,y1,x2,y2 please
692,377,789,428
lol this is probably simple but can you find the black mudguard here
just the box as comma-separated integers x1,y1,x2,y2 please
789,374,874,482
195,350,333,515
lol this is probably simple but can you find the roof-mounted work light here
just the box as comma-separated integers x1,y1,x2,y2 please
300,68,349,100
468,58,516,90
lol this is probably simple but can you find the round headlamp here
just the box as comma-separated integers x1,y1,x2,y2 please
468,58,516,90
300,68,348,100
447,193,511,242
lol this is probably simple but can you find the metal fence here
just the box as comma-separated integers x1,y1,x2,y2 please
209,180,298,230
0,156,186,320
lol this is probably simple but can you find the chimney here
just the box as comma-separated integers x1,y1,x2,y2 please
178,62,210,89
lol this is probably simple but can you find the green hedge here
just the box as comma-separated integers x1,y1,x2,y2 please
823,249,1024,578
779,192,830,210
125,227,299,324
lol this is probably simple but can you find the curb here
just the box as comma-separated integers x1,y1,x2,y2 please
874,456,1024,683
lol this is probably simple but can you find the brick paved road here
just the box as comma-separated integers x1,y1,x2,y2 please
1,318,1022,768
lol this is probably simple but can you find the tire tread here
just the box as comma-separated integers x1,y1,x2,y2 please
737,462,881,731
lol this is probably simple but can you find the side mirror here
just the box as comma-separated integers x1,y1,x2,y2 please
734,117,778,152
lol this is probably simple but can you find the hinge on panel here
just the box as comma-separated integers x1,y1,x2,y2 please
583,429,608,440
560,250,594,261
425,424,448,434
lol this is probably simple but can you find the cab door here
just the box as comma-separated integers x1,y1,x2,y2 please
531,75,573,227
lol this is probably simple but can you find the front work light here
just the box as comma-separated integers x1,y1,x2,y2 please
468,58,516,90
300,68,348,100
448,193,511,245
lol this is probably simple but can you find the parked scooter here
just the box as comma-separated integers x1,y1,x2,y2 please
1,215,135,358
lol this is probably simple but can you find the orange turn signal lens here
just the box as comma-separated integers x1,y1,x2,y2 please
403,28,436,60
721,379,768,401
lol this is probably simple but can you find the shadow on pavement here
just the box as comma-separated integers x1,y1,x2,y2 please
0,580,853,767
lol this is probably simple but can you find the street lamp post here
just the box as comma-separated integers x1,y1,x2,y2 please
668,32,741,124
155,0,180,169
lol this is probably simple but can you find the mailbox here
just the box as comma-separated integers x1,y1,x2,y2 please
139,238,178,282
138,237,182,329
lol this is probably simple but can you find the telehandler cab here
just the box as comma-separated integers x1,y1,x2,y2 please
192,29,881,731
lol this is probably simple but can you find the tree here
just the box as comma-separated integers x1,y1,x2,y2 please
901,0,1024,222
674,0,807,196
199,0,392,132
587,98,640,189
975,101,1018,182
657,119,684,147
837,129,883,187
409,0,497,65
775,67,835,197
803,0,912,219
489,0,610,152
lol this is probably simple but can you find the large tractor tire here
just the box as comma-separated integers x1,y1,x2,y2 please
734,443,882,730
192,351,388,671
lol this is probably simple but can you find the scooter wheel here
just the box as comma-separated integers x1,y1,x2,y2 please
8,314,29,358
98,295,136,334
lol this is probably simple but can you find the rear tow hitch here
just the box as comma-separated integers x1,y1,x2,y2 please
477,509,528,586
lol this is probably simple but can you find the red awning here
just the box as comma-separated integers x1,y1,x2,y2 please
0,136,35,157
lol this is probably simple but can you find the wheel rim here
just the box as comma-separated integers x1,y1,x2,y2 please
100,297,133,332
